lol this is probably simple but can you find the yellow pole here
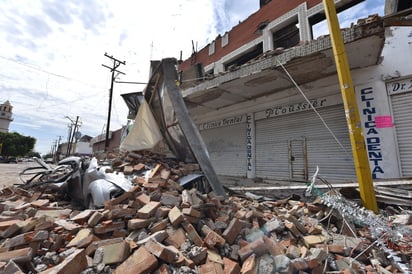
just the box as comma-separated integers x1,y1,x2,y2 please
322,0,378,213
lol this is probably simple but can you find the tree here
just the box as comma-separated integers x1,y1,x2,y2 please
0,132,36,157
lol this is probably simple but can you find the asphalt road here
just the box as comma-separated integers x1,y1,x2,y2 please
0,162,37,188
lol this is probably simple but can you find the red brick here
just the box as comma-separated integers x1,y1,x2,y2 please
223,258,241,274
145,239,179,264
102,241,131,265
114,246,158,274
199,262,224,274
40,248,86,274
94,221,125,234
168,206,184,226
137,201,161,218
263,236,284,256
0,247,33,263
85,237,124,256
204,232,224,248
182,207,201,218
153,264,172,274
30,199,50,208
166,228,187,249
240,253,256,274
222,218,241,244
249,237,267,257
136,193,150,206
150,219,169,233
128,218,153,230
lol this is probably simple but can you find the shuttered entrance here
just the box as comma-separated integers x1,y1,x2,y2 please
391,91,412,176
200,123,247,177
255,105,356,182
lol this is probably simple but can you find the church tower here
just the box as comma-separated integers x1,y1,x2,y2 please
0,100,13,133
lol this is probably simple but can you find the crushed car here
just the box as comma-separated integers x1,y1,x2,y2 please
18,156,133,208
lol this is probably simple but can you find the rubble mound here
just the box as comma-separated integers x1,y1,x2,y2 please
0,151,411,273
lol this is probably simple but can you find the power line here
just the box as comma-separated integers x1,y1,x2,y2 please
0,55,107,90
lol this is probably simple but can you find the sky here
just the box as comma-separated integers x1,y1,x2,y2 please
0,0,384,155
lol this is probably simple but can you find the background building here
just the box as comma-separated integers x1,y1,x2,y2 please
0,100,13,133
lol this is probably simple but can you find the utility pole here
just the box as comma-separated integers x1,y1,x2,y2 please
323,0,378,213
102,53,125,152
55,135,62,162
65,116,81,156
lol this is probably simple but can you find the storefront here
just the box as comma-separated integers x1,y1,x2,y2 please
199,115,248,177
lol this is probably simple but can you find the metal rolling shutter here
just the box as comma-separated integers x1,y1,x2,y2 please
391,92,412,176
200,123,247,177
256,105,356,182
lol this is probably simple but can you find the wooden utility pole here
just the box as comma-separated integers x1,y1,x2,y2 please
102,53,125,152
67,116,81,156
323,0,378,213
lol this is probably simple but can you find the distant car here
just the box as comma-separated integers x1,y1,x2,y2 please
8,157,17,163
45,158,54,164
0,157,17,163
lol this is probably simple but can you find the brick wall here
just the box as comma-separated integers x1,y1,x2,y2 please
179,0,323,72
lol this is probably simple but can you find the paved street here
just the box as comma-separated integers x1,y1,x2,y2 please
0,162,37,187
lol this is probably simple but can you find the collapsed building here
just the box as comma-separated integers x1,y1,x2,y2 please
177,0,412,184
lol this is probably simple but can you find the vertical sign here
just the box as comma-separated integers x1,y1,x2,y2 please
246,113,255,178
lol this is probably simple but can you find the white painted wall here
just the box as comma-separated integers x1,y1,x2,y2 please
353,26,412,178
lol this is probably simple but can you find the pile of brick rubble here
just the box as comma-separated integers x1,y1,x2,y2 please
0,151,411,274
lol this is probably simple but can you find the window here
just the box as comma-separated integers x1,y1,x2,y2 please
222,32,229,47
209,41,216,55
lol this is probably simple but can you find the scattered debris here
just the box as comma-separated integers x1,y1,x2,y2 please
0,151,411,273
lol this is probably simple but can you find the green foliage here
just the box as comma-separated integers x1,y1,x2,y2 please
27,151,41,158
0,132,36,157
42,153,53,159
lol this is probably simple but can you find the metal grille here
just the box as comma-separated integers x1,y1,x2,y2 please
255,105,356,182
391,92,412,176
200,123,247,177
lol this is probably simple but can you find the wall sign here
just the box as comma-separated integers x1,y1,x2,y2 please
246,113,255,178
360,87,385,179
199,114,246,130
387,77,412,95
254,95,341,120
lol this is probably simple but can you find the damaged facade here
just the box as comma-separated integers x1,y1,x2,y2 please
178,0,412,183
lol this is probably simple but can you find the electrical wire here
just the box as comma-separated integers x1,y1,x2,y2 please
275,57,350,156
0,55,107,90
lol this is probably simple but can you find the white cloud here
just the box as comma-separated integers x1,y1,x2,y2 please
0,0,256,154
